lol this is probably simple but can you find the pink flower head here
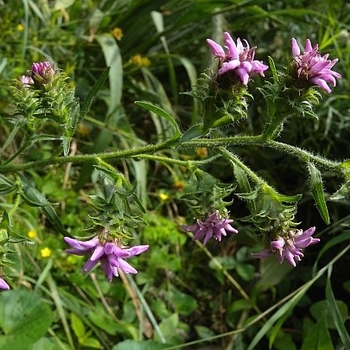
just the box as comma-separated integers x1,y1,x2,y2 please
291,38,342,93
206,32,268,85
64,235,149,282
0,277,10,290
182,210,238,245
20,75,34,87
252,226,320,267
31,61,56,85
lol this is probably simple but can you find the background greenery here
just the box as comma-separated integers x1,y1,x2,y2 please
0,0,350,349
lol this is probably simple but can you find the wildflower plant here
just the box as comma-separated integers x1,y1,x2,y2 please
0,23,349,348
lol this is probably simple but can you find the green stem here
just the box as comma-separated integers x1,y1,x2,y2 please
0,139,171,174
218,147,267,186
0,135,341,175
184,136,341,171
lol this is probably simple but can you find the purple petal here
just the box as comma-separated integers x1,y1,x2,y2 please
125,245,149,256
65,248,90,256
82,258,99,272
311,77,332,93
90,244,105,261
118,258,137,274
101,258,117,281
224,32,238,59
202,227,214,245
291,38,300,56
283,250,297,267
235,67,250,85
64,236,99,250
224,223,239,234
252,250,271,259
305,39,313,52
271,238,285,250
206,39,226,58
218,60,241,74
0,278,10,290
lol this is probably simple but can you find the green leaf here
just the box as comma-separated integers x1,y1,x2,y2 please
167,288,197,316
307,162,330,224
112,340,167,350
88,307,138,339
81,337,102,349
32,337,62,350
0,175,16,195
135,101,181,138
325,266,350,347
95,34,123,113
20,176,67,235
329,179,350,201
178,124,203,143
70,313,85,339
154,313,179,343
79,67,110,122
301,314,334,350
268,56,279,84
0,290,52,348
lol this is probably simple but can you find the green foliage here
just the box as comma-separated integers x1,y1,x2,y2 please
0,0,349,349
0,290,52,348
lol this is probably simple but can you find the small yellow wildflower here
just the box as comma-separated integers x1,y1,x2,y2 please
132,54,151,67
196,147,208,158
159,192,169,202
27,230,37,239
112,28,123,40
76,123,91,137
141,57,151,67
17,23,24,32
40,247,52,258
173,180,185,191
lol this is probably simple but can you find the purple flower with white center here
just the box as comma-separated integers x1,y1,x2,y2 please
0,277,10,290
291,38,342,93
252,226,320,267
182,210,238,245
206,32,268,85
64,236,149,282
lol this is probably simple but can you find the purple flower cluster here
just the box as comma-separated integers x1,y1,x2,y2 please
182,210,238,245
291,38,342,93
0,277,9,290
64,236,149,282
206,32,268,85
252,226,320,267
20,61,55,87
32,61,55,77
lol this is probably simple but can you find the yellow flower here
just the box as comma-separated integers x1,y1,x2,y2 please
112,28,123,40
141,57,151,67
17,23,24,32
131,54,151,67
196,147,208,158
40,247,52,258
173,179,185,191
76,123,91,137
159,192,169,202
27,230,37,239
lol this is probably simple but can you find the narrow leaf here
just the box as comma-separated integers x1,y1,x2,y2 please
308,162,330,224
268,56,279,84
135,101,181,137
20,176,67,235
178,124,203,143
79,67,110,121
326,266,350,348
